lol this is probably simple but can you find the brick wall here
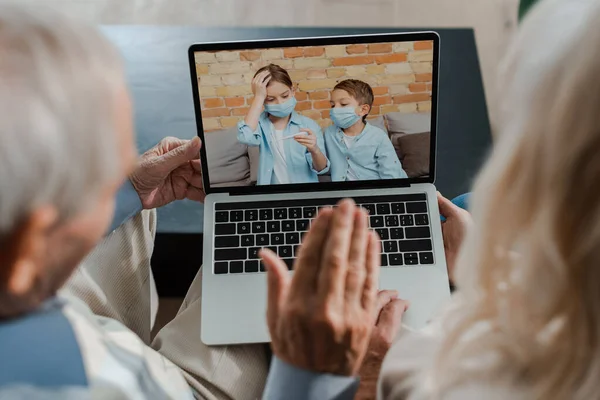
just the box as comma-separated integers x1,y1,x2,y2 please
195,41,433,131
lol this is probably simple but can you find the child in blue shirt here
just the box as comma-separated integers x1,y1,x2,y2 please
324,79,408,182
237,64,329,185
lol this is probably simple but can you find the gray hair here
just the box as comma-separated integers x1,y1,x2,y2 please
0,4,125,237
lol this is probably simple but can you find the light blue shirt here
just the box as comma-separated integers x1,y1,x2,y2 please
107,179,143,234
324,122,408,182
263,356,358,400
237,111,330,185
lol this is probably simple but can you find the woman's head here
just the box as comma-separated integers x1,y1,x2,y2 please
253,64,294,105
419,0,600,399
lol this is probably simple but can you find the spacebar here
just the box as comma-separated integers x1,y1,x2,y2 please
215,248,247,261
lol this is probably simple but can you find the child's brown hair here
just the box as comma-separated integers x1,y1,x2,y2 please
333,79,374,122
253,64,293,89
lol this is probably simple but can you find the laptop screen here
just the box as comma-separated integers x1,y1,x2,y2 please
191,34,437,193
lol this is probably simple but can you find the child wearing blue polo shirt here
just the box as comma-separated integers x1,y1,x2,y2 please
324,79,408,182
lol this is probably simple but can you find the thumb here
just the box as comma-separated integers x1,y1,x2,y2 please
377,298,410,342
437,192,459,220
159,137,202,172
260,248,290,333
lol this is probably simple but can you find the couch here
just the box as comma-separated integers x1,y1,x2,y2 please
203,112,432,187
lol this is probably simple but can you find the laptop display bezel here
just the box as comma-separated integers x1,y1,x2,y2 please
188,31,440,195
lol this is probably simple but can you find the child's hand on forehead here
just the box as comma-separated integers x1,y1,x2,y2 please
252,70,271,100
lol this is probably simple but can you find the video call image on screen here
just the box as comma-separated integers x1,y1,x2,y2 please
195,40,433,188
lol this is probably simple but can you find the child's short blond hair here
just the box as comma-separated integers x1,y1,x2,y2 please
333,79,374,122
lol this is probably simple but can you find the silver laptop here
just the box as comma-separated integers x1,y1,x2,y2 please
189,32,451,346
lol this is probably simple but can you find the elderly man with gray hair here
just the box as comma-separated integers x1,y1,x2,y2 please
0,4,273,399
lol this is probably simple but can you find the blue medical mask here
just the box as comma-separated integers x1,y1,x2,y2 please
264,97,297,118
330,107,361,129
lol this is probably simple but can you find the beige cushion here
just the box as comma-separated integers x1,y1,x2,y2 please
384,112,431,135
203,127,252,186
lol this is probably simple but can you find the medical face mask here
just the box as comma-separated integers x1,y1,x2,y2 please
330,106,361,129
264,96,297,118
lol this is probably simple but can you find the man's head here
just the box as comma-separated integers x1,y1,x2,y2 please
331,79,374,123
0,5,137,318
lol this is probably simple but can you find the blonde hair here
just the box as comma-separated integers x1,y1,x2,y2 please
411,0,600,398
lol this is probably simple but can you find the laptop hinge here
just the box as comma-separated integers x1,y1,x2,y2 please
227,181,413,196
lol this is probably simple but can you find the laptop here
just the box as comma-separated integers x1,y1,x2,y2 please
188,32,451,345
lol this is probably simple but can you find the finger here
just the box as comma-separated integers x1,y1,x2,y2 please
377,299,410,343
260,248,291,335
157,137,202,173
190,159,202,173
373,289,398,324
189,172,203,188
263,76,272,86
289,208,334,298
186,186,206,203
298,128,314,136
437,192,459,219
317,199,356,304
345,208,369,305
362,231,381,312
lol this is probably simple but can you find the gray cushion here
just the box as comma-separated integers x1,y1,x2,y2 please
204,127,252,186
368,116,388,135
384,112,431,135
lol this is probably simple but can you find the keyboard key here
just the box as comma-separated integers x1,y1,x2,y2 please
419,252,434,264
282,258,295,270
375,228,389,240
271,233,284,245
390,228,404,240
249,247,260,259
215,235,239,248
214,262,228,274
278,246,293,258
406,202,427,214
389,253,403,266
260,209,273,220
391,203,406,214
377,203,391,215
267,246,278,254
385,215,399,227
370,216,384,228
252,222,266,234
286,232,300,244
215,211,228,223
381,254,388,267
415,214,429,226
256,234,269,246
383,240,398,253
230,261,244,273
404,253,419,265
282,220,295,232
231,210,244,222
238,223,251,234
215,248,246,261
400,215,414,226
297,219,310,231
362,204,376,215
406,227,431,239
289,207,302,219
260,261,266,272
215,223,235,235
245,210,258,221
245,260,259,272
275,208,287,219
267,221,281,232
241,235,254,247
398,239,432,252
303,207,317,219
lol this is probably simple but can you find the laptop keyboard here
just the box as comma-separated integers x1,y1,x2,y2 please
212,194,435,274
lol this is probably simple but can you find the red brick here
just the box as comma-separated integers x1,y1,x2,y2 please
346,44,367,54
231,107,250,116
295,91,308,101
225,97,244,107
240,51,261,61
314,100,331,109
284,47,304,58
414,41,433,50
368,43,393,53
204,98,224,108
202,108,230,117
415,73,433,82
370,106,380,116
309,91,329,100
302,110,321,120
427,83,432,91
372,86,389,96
393,93,431,104
332,56,375,66
295,101,312,111
408,83,427,93
375,53,407,64
373,95,392,107
304,47,325,57
321,110,331,119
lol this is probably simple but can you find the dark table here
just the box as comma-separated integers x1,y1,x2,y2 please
102,27,492,297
